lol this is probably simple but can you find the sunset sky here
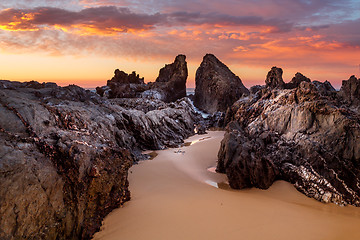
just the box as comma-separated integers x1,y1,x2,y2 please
0,0,359,88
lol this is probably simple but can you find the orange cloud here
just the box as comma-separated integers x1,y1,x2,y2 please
0,7,160,35
0,10,39,31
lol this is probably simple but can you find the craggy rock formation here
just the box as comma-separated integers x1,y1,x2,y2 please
338,75,360,107
251,70,313,94
218,76,360,206
313,80,337,96
285,72,311,89
97,55,188,102
249,85,265,95
265,67,285,89
148,54,188,102
96,70,147,98
111,70,145,85
194,54,249,113
0,80,201,239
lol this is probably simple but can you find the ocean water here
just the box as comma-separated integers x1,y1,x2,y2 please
186,88,195,96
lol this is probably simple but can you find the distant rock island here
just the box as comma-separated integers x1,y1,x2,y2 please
1,54,360,239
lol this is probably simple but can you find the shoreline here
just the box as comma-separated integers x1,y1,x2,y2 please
93,131,360,240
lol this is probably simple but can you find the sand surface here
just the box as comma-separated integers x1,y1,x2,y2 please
93,131,360,240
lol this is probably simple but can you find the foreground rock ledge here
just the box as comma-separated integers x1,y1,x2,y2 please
218,75,360,206
0,81,201,239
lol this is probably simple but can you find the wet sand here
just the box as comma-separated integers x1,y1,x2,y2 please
93,131,360,240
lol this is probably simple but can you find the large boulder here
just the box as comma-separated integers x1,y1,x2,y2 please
148,54,188,102
218,78,360,206
194,54,249,113
0,81,202,239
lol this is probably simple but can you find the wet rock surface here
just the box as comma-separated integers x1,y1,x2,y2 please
0,80,201,239
194,54,249,113
218,75,360,206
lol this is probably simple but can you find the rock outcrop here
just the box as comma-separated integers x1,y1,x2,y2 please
194,54,249,113
0,80,201,239
285,72,311,89
338,75,360,107
265,67,285,89
148,54,188,102
218,77,360,206
112,70,145,85
97,55,188,102
312,80,337,96
96,70,147,98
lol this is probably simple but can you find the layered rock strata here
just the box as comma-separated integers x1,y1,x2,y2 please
0,81,201,239
218,75,360,206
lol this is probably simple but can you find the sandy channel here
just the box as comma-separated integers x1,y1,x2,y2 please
93,131,360,240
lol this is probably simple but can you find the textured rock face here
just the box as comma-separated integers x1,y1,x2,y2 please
194,54,249,113
338,75,360,106
148,54,188,102
265,67,285,89
312,80,336,96
112,70,145,85
97,70,147,98
97,55,188,102
218,79,360,206
0,81,201,239
285,72,311,89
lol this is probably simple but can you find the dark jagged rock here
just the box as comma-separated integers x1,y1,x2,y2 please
285,72,311,89
338,75,360,106
194,54,249,113
96,55,188,102
109,83,148,99
204,112,226,129
111,70,144,85
312,80,336,97
218,79,360,206
95,86,110,98
0,80,58,89
101,70,147,99
111,98,167,112
265,66,285,89
249,85,265,95
148,54,188,102
0,81,201,239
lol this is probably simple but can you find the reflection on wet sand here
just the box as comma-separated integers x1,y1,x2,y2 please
183,136,212,147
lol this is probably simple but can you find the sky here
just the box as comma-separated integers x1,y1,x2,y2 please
0,0,359,88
